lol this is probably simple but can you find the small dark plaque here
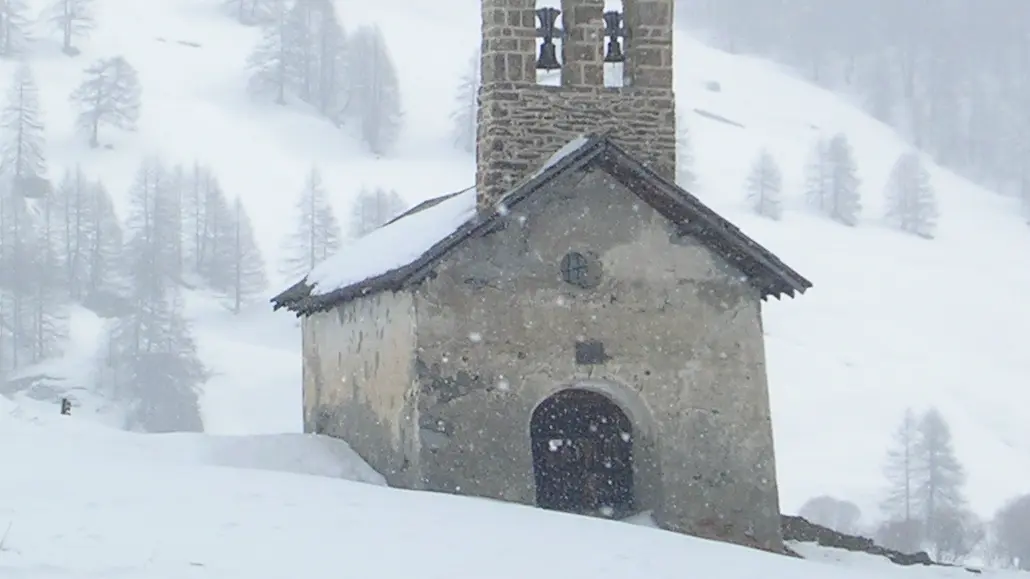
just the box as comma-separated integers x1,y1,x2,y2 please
575,339,609,365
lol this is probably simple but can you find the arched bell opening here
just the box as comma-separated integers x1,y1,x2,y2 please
530,388,634,517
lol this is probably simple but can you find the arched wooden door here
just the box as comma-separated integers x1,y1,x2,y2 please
530,389,634,516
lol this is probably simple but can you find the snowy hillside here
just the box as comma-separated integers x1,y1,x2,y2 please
0,411,1021,579
1,0,1027,547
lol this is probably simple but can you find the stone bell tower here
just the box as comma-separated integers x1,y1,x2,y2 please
475,0,677,212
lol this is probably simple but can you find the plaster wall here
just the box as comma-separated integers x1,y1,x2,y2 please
301,291,421,486
412,168,782,549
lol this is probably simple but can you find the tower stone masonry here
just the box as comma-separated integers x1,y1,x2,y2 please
475,0,677,212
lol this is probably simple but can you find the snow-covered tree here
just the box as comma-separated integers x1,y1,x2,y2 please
283,0,348,120
196,179,234,290
803,137,832,212
878,407,922,552
309,1,348,121
52,166,122,299
99,287,206,433
915,408,969,555
1,64,48,196
54,166,91,297
224,197,267,313
123,158,182,291
279,166,342,280
744,148,783,219
347,24,403,155
31,185,68,362
882,408,919,523
45,0,95,55
993,494,1030,570
182,162,213,274
878,407,976,558
246,0,292,105
805,133,861,225
84,178,123,297
884,151,938,238
449,50,479,153
0,0,31,57
348,186,407,237
97,157,207,433
0,64,63,372
69,56,141,147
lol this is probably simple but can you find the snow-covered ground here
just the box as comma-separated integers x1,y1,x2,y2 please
0,412,1020,579
1,0,1027,572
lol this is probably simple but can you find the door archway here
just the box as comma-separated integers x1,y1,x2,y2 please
530,388,634,516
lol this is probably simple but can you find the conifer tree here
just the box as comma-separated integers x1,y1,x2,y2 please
348,186,407,237
803,136,832,213
744,148,783,219
45,0,95,55
825,133,862,225
0,0,31,57
279,166,342,280
0,64,64,371
69,56,141,147
993,494,1030,570
197,180,234,290
449,50,479,153
885,152,938,238
878,407,974,557
98,157,207,433
224,197,267,313
53,165,103,298
84,179,123,297
284,0,348,120
347,24,403,155
805,134,861,225
101,287,206,433
246,0,292,105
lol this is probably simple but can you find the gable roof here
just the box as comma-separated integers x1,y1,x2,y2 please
271,134,813,316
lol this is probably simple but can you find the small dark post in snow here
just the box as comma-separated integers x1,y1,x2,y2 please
60,398,71,415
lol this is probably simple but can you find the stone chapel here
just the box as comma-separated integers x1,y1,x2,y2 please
272,0,812,552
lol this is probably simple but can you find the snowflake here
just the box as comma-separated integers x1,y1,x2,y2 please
468,332,482,343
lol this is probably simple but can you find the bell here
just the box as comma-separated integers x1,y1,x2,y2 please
604,38,624,63
535,7,563,70
537,41,561,70
602,11,625,63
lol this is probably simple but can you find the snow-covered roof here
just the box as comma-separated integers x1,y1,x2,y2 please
271,133,811,316
303,137,595,298
306,188,477,297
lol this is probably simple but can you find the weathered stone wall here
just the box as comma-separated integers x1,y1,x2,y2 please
476,0,677,210
301,292,421,486
411,167,783,551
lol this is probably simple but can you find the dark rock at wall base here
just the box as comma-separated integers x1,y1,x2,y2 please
780,514,981,573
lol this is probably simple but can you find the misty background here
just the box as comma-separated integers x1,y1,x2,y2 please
0,0,1027,571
